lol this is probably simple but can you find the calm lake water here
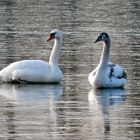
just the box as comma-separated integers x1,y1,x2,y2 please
0,0,140,140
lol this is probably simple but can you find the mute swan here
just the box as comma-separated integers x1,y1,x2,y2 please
88,33,127,88
0,29,63,84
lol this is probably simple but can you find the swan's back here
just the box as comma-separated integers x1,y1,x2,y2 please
0,60,52,83
0,60,49,75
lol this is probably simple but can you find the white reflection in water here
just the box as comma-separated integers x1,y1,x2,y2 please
0,84,63,103
0,84,63,139
88,88,127,133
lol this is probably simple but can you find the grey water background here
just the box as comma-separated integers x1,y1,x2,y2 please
0,0,140,139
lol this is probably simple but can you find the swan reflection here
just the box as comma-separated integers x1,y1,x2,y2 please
0,84,63,139
88,88,127,133
0,84,63,103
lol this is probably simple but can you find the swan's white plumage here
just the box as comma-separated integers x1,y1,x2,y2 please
0,29,63,83
88,33,127,88
88,62,127,88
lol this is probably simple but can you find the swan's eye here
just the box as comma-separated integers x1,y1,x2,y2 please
102,34,106,38
101,33,109,39
50,33,56,37
47,33,56,42
98,35,102,40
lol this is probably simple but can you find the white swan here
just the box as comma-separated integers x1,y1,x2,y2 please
0,29,63,84
88,32,127,88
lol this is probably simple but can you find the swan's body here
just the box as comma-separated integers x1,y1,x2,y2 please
0,29,63,83
88,33,127,88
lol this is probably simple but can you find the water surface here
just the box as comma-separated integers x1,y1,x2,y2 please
0,0,140,139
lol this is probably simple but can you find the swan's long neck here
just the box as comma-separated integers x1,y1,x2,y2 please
99,40,110,69
49,38,63,65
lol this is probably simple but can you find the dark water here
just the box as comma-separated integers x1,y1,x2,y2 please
0,0,140,139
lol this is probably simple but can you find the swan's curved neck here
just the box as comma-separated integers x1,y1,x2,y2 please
99,40,110,69
49,38,63,65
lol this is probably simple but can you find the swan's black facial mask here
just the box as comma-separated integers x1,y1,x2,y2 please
94,35,102,43
94,32,109,43
47,33,56,42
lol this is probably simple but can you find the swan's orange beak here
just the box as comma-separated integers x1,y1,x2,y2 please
47,35,55,42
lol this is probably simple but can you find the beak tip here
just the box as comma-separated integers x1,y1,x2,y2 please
94,40,98,43
94,38,101,43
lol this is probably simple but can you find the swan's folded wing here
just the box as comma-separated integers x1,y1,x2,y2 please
108,63,127,79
